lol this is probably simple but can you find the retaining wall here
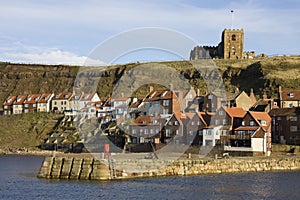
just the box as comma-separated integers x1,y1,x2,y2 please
38,156,300,180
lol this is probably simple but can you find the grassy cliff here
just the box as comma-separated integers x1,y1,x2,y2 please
1,56,300,106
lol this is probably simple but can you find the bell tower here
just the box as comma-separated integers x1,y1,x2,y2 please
222,29,244,59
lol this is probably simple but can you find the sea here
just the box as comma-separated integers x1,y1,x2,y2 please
0,155,300,200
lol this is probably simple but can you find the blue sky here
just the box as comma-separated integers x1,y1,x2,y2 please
0,0,299,65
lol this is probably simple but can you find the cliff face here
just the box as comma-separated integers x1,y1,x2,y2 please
1,56,300,107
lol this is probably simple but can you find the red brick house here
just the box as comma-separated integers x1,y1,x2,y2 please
3,95,17,115
227,111,272,155
140,90,180,116
185,112,208,145
128,116,165,144
269,107,300,145
278,86,300,108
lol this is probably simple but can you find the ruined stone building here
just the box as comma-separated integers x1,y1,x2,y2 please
190,29,253,60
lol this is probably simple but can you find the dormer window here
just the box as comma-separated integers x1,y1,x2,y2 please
65,94,69,98
261,120,267,126
142,120,146,125
55,95,59,98
84,96,88,100
289,93,294,98
250,121,255,126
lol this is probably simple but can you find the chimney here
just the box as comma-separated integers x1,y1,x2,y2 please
169,84,173,91
149,86,154,93
263,92,268,101
197,88,200,96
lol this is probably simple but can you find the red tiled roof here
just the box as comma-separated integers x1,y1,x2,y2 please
80,93,97,101
13,95,27,105
249,111,271,130
234,126,259,131
38,94,53,103
24,94,41,104
52,92,72,100
281,90,300,101
143,90,177,102
224,107,246,118
3,96,17,106
111,97,129,102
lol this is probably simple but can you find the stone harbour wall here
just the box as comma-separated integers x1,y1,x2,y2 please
37,156,300,180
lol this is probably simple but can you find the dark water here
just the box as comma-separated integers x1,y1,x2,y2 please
0,155,300,200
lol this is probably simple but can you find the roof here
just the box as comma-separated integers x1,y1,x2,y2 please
111,97,130,102
38,93,53,103
281,90,300,101
224,107,246,118
24,94,41,104
3,96,17,106
52,92,72,100
80,93,98,101
234,126,259,131
143,90,176,102
131,116,162,126
249,111,271,131
269,107,300,116
252,128,265,138
13,95,27,105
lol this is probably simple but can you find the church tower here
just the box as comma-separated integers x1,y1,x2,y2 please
222,29,244,59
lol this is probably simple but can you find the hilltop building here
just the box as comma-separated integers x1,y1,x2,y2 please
190,29,255,60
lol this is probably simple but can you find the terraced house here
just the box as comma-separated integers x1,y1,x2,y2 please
24,94,41,113
3,95,17,115
51,92,72,112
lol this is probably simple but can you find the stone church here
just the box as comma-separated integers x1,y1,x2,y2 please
190,29,253,60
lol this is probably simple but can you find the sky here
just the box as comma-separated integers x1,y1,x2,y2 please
0,0,300,65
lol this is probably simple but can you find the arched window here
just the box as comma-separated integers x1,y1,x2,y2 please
232,34,236,41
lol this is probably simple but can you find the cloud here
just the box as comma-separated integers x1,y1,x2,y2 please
1,45,105,66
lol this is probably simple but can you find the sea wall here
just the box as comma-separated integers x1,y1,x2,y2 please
38,156,300,180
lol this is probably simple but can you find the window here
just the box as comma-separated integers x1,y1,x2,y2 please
223,119,228,125
277,117,281,121
140,129,143,134
289,103,293,108
33,104,37,108
54,101,57,105
166,129,171,137
191,121,195,125
176,130,179,135
150,129,154,134
208,94,213,99
261,120,267,126
163,100,169,106
242,121,246,126
4,106,8,109
211,103,215,108
291,116,297,121
250,121,255,126
140,137,144,143
189,131,194,136
232,34,236,41
206,103,209,108
206,129,212,135
290,126,297,132
198,130,203,136
145,129,149,134
163,108,169,114
142,120,146,125
289,93,294,98
25,104,29,108
215,119,220,125
219,111,224,115
197,121,202,125
174,121,179,125
169,121,173,125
